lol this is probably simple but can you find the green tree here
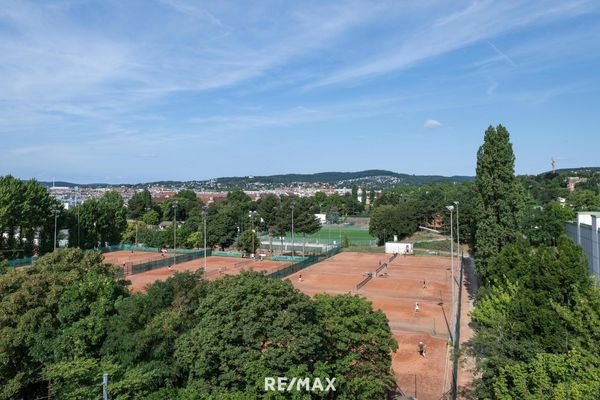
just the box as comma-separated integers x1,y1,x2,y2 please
473,125,525,281
207,204,239,250
186,231,204,249
257,194,281,254
342,234,350,248
314,294,398,398
568,189,600,211
174,273,324,396
142,209,160,225
236,229,260,256
0,176,59,257
71,192,127,249
369,203,417,245
467,237,596,399
295,197,321,255
127,189,153,219
0,249,128,400
162,190,203,222
314,191,328,213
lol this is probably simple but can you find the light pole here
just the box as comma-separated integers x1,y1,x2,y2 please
328,219,331,250
291,202,295,260
203,205,208,270
446,205,455,344
52,205,60,251
76,188,80,248
454,200,460,275
172,201,178,264
249,210,257,258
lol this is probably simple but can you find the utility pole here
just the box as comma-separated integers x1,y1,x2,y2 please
291,202,295,260
203,205,208,270
76,187,80,248
172,201,178,265
52,205,60,251
446,205,455,345
102,373,109,400
249,210,257,258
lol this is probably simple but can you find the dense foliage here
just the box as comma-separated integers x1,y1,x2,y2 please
468,238,600,399
472,125,526,279
466,125,600,399
0,249,397,399
0,175,60,258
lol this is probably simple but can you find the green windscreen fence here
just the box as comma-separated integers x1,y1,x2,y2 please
266,246,341,280
8,256,38,268
130,249,211,275
212,251,245,258
100,244,204,254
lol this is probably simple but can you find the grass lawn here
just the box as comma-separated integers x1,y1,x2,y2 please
301,225,376,244
342,245,385,254
413,240,452,252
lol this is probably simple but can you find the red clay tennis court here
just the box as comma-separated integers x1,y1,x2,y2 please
124,256,291,292
103,250,173,267
287,252,454,400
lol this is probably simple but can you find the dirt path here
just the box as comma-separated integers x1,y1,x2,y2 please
457,256,478,398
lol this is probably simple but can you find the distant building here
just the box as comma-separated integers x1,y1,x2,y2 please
567,177,588,191
566,212,600,283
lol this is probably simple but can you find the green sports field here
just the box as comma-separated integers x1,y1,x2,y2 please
293,225,377,245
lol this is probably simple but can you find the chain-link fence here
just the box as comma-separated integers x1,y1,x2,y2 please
266,246,341,280
130,250,210,275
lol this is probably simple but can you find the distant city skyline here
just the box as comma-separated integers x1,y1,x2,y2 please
1,1,599,182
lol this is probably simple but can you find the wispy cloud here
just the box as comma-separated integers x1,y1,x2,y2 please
487,42,517,67
0,0,376,132
310,1,596,88
424,119,442,129
1,0,599,180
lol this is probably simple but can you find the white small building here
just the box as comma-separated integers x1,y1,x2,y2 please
385,242,413,255
315,213,327,224
566,212,600,283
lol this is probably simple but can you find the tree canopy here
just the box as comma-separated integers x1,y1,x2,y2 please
0,249,398,399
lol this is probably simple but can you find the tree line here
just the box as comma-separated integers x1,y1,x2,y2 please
466,125,600,399
0,249,398,399
0,176,61,258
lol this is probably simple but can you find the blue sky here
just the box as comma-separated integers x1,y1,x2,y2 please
1,0,599,183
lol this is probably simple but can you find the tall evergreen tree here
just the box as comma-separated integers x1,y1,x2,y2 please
473,125,525,282
294,197,321,255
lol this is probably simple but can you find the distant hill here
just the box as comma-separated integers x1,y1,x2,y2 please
40,170,473,189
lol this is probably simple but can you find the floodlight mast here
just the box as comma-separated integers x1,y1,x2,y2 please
291,202,296,261
172,201,178,265
203,205,208,270
446,205,455,344
454,201,460,337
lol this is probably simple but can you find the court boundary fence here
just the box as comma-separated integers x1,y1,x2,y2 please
8,256,38,268
100,244,201,254
129,249,211,275
266,246,341,280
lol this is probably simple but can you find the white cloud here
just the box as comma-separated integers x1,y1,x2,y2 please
424,119,442,129
310,0,596,88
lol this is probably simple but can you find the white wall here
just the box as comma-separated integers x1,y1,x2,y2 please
385,242,413,254
566,212,600,283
